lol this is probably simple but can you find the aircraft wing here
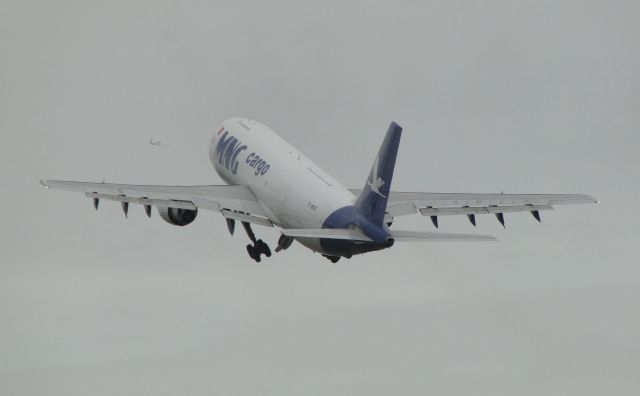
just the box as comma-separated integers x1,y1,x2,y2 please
41,180,273,227
350,189,598,225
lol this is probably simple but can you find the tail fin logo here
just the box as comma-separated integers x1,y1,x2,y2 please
367,156,387,198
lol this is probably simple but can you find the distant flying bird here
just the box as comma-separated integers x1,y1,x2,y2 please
149,137,163,147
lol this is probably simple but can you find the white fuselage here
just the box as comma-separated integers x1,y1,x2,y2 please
209,117,355,253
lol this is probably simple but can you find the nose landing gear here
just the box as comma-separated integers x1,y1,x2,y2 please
242,221,272,262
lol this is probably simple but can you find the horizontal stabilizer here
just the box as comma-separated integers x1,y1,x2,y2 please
280,228,373,241
280,228,496,242
390,230,497,242
280,228,373,242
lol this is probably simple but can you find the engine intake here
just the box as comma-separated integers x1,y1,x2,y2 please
158,207,198,226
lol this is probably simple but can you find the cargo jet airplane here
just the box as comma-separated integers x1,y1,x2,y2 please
41,118,597,263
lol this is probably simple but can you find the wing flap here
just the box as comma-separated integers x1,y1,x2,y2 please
419,204,553,216
388,192,597,206
348,189,598,219
221,209,273,228
280,228,497,242
41,179,268,220
85,192,196,210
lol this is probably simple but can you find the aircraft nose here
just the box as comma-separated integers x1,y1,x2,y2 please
211,125,226,147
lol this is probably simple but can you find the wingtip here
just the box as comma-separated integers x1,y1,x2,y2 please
468,234,498,242
584,194,599,204
467,233,498,241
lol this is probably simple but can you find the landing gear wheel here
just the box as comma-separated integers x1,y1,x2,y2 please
246,244,261,262
256,239,272,257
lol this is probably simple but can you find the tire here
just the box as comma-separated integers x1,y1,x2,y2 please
263,243,272,257
246,244,259,262
257,240,272,257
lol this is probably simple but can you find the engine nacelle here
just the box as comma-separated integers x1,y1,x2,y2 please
158,207,198,226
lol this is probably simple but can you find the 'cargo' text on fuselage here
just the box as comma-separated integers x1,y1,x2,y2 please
215,130,270,176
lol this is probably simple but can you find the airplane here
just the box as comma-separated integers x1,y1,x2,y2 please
41,118,597,263
149,137,163,147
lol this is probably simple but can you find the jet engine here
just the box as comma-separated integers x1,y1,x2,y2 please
158,207,198,226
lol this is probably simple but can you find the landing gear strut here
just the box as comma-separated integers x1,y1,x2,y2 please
242,221,271,262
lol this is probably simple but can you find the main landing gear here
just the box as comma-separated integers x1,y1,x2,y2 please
242,221,271,262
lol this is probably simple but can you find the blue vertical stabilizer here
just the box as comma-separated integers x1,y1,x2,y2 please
354,122,402,225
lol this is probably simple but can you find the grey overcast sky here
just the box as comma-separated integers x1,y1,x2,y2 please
1,1,639,395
